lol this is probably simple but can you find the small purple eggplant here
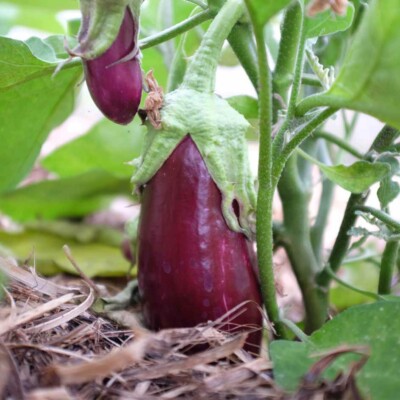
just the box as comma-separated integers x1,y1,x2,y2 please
82,8,142,125
138,136,263,351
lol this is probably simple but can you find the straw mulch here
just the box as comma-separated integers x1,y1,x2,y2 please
0,255,365,399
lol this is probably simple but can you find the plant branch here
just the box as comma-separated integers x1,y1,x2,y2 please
227,23,259,91
324,265,384,301
355,206,400,232
378,241,400,295
272,2,304,122
310,140,335,264
272,108,338,187
313,131,364,159
302,73,323,87
139,9,212,50
244,0,286,339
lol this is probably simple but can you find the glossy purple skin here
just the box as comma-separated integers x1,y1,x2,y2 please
83,8,142,125
138,136,263,351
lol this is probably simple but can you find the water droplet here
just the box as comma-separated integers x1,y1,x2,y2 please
204,274,213,293
162,261,171,274
203,299,210,307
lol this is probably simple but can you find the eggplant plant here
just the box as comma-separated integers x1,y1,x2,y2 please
1,0,400,396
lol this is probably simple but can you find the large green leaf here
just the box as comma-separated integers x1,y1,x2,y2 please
297,149,390,193
270,301,400,399
0,36,82,193
301,0,400,130
304,2,354,38
0,228,131,278
42,118,145,179
0,171,129,222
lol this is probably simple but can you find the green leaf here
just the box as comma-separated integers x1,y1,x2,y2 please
304,2,355,38
0,171,130,222
227,95,258,120
0,37,82,193
330,261,379,310
42,119,145,179
375,153,400,208
378,178,400,209
297,149,390,193
0,228,131,278
247,0,293,27
270,301,400,399
305,0,400,130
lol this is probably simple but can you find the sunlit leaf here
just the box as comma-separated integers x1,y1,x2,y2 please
297,149,390,193
304,2,354,38
0,227,131,278
42,118,145,178
0,171,130,222
302,0,400,130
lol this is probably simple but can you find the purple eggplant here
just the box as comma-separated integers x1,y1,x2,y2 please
138,136,263,351
83,8,142,125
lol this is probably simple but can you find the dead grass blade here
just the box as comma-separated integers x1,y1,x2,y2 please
0,345,11,398
26,387,73,400
132,334,246,381
24,287,94,334
0,292,76,336
0,256,77,296
47,332,152,385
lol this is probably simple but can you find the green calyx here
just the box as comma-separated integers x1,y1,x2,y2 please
131,88,256,238
73,0,142,59
131,0,256,237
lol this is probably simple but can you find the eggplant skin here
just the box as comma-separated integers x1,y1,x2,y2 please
138,136,263,350
83,8,142,125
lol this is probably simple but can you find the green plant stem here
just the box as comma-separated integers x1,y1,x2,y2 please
378,241,400,294
271,3,336,333
272,2,304,122
313,131,364,159
278,157,327,333
296,92,328,116
273,109,336,333
244,0,286,339
317,125,400,289
272,108,337,186
355,206,400,231
182,0,244,92
310,140,335,264
302,73,323,87
139,9,212,50
280,317,310,343
227,23,259,91
317,192,367,292
325,265,384,301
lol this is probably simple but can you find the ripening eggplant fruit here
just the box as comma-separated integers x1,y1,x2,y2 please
131,0,263,351
138,136,262,350
83,8,142,125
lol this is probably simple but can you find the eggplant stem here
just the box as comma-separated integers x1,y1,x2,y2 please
182,0,245,93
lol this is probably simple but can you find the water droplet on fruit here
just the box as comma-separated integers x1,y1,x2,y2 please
204,274,213,293
162,262,171,274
